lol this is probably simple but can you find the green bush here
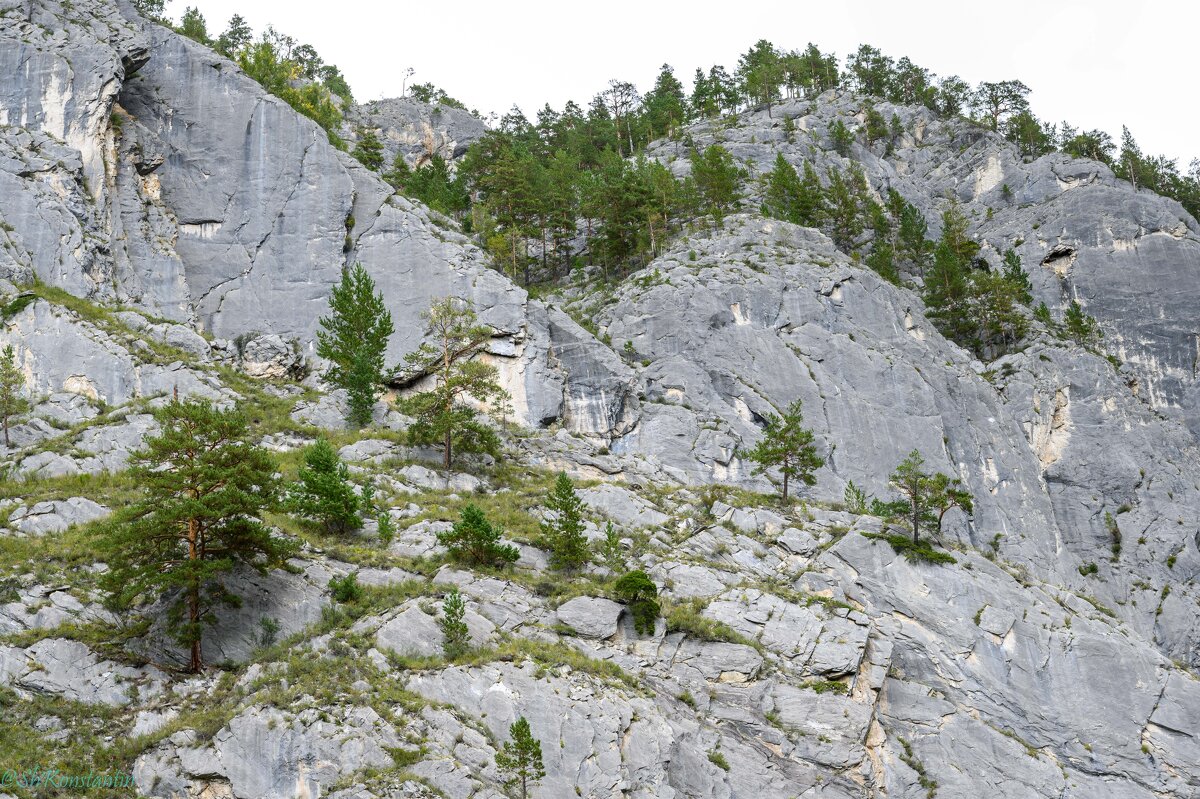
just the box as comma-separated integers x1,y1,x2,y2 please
864,532,957,565
328,573,363,603
438,504,519,567
614,570,659,635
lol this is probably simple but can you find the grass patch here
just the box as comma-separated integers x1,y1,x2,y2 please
863,532,956,565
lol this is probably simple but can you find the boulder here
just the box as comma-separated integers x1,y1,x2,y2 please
555,596,624,639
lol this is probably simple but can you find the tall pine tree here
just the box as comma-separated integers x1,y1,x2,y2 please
97,399,289,672
317,263,395,427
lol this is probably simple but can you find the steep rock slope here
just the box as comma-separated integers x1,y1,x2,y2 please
0,2,1198,798
647,94,1200,438
0,0,634,434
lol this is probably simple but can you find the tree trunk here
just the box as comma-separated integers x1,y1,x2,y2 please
188,516,202,672
3,411,8,448
912,500,920,544
782,470,789,501
444,427,452,470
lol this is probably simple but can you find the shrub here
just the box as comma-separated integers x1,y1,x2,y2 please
437,504,519,567
328,572,363,603
614,570,659,635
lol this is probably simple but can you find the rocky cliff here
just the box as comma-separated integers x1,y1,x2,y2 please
0,2,1198,798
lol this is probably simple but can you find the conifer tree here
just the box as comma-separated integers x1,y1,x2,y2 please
690,144,742,223
889,450,972,544
540,472,589,572
437,503,518,567
352,127,385,171
397,297,510,469
495,717,545,799
1064,300,1101,346
317,263,395,427
0,345,25,448
743,399,824,501
439,588,471,660
286,439,368,534
97,399,288,673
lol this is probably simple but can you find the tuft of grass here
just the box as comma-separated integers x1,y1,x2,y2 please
863,532,956,565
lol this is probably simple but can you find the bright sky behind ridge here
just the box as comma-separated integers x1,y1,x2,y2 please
175,0,1197,167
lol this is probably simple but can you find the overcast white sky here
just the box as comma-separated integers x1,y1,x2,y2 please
173,0,1197,166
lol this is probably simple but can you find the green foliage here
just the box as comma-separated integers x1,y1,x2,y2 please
665,600,757,648
387,153,470,218
131,0,166,20
742,399,824,500
439,588,471,660
437,504,519,567
763,154,825,228
95,398,289,672
352,127,385,171
540,472,589,572
844,480,869,514
328,572,363,603
177,6,209,44
923,203,1030,359
614,570,659,635
889,450,972,545
1106,512,1122,561
258,616,281,647
690,144,743,222
0,344,26,448
214,14,252,56
495,717,545,799
396,296,510,468
316,263,395,427
737,39,784,114
865,532,958,565
377,512,396,547
286,439,367,534
708,750,731,771
595,521,625,572
408,82,467,109
829,119,854,156
237,39,346,146
1064,300,1101,346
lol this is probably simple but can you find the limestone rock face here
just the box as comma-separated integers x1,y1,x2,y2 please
0,0,632,434
647,93,1200,439
342,97,486,169
4,3,1200,798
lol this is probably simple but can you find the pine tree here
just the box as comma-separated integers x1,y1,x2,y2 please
690,144,742,223
922,203,978,345
97,399,288,673
437,503,518,567
743,399,824,501
889,450,972,544
397,297,511,469
317,263,395,427
1064,300,1101,346
215,14,252,57
495,717,545,799
737,40,784,116
541,472,589,572
439,588,471,660
286,439,367,534
352,127,385,171
178,6,209,43
0,345,25,448
644,64,687,139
